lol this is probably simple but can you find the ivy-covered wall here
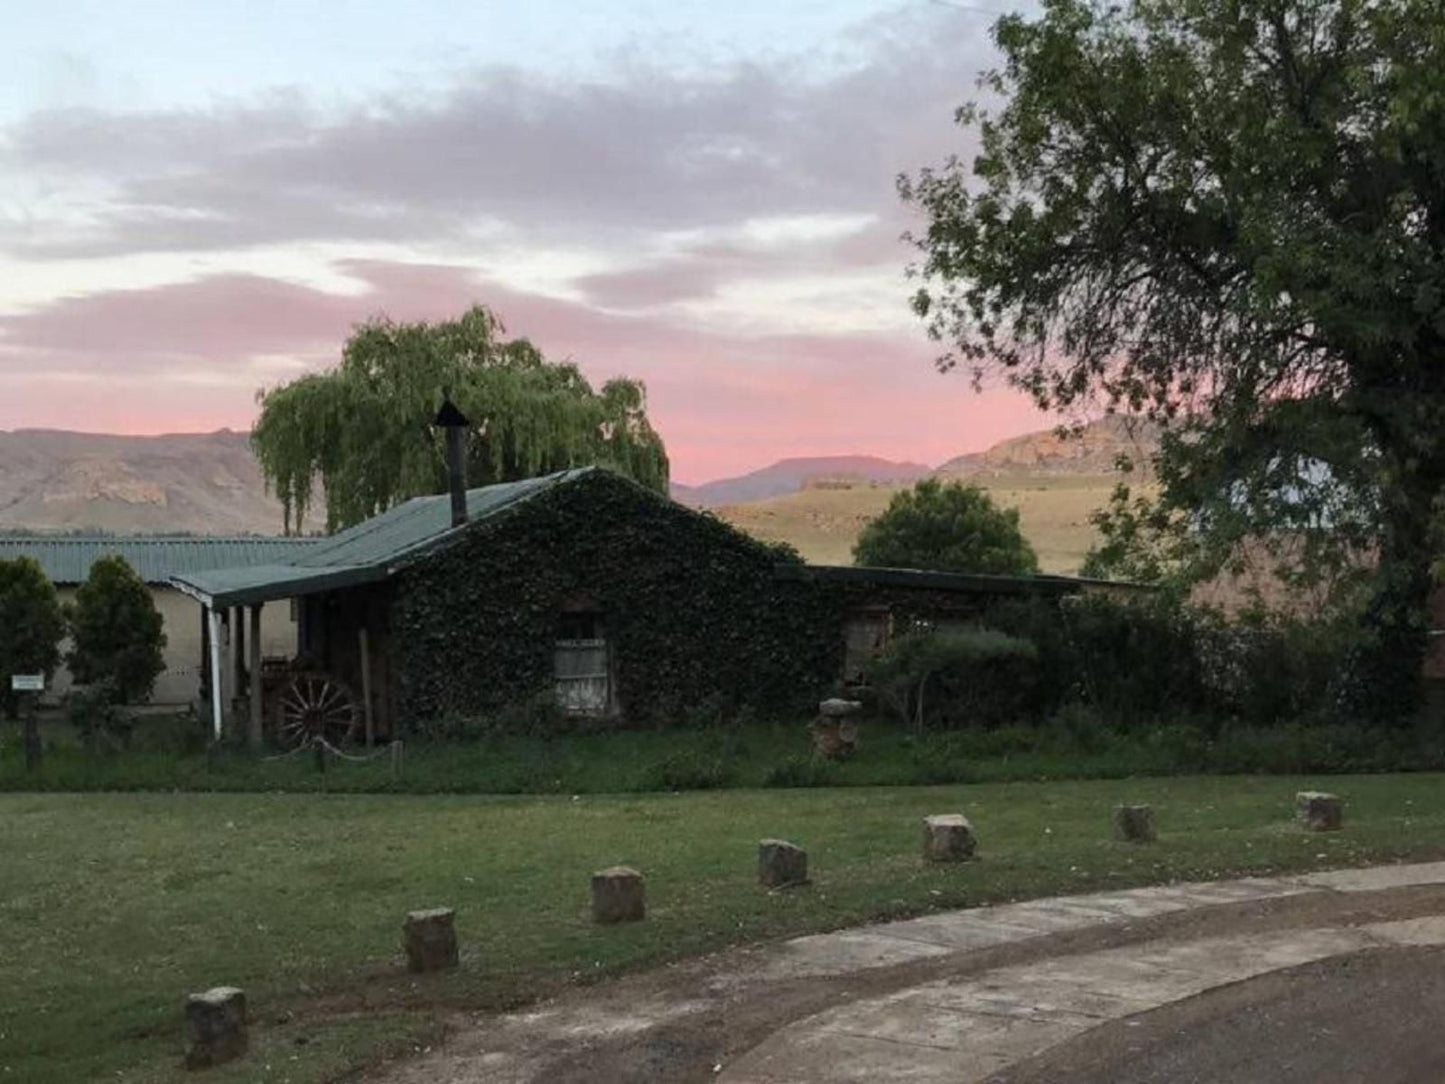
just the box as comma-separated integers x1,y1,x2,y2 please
392,470,848,726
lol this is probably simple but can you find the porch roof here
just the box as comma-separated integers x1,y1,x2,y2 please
170,469,590,607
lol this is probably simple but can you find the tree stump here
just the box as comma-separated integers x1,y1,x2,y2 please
591,866,646,924
758,839,809,887
922,814,977,861
183,987,248,1069
1296,791,1344,831
403,908,459,972
1112,804,1157,843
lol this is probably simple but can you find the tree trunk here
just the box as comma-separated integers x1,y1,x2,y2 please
1347,467,1441,726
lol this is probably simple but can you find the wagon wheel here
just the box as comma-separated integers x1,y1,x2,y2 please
274,671,360,750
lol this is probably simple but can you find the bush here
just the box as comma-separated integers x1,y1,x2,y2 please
67,556,166,705
0,557,66,720
640,750,735,791
67,681,134,751
984,593,1356,728
865,627,1039,731
853,478,1039,574
762,756,838,788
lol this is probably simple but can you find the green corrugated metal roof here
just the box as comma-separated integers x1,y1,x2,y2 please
0,536,320,585
171,469,590,607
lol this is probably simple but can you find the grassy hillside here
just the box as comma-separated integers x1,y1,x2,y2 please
716,473,1129,573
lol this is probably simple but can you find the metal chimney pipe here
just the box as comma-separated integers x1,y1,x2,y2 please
433,396,472,528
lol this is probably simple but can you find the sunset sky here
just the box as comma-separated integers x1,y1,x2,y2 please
0,0,1052,485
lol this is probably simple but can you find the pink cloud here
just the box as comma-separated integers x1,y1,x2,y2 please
0,260,1052,483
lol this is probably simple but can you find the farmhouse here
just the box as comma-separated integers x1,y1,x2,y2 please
0,535,317,703
170,467,1121,746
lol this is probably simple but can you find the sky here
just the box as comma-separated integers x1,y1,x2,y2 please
0,0,1050,485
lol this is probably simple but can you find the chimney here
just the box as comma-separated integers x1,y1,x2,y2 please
433,395,471,528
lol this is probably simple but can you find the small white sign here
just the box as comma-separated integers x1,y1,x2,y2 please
9,674,43,692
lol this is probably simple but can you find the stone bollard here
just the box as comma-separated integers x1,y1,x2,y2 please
810,699,864,760
758,839,809,887
591,866,646,924
183,986,248,1069
403,908,459,972
1112,804,1157,843
922,814,977,862
1296,791,1345,831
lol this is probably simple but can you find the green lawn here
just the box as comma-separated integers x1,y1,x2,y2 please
5,776,1445,1082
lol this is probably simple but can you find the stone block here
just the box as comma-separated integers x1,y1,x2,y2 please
183,986,247,1069
591,866,646,924
1112,804,1157,843
923,814,977,862
808,716,859,759
1297,791,1344,831
403,908,459,972
819,698,863,718
759,838,809,887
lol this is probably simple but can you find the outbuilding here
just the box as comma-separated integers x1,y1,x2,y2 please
0,535,316,704
170,467,1122,746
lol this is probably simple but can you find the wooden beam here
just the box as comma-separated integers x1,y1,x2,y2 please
359,626,374,748
199,604,211,708
207,607,225,741
232,606,246,704
248,605,263,751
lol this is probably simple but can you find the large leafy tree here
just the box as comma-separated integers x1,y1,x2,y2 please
253,305,670,532
0,557,66,720
854,478,1040,575
903,0,1445,718
67,556,167,704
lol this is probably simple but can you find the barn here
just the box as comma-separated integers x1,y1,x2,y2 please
170,467,1115,747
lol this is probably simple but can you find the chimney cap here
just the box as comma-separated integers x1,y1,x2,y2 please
433,395,470,428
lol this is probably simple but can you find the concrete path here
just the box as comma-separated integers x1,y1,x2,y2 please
368,862,1445,1084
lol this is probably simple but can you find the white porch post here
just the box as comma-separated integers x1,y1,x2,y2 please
207,605,225,741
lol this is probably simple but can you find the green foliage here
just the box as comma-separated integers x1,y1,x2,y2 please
762,755,839,788
864,626,1039,731
252,304,670,532
66,555,167,705
903,0,1445,717
639,750,737,791
1079,482,1194,588
987,593,1361,729
853,478,1039,575
67,680,134,751
0,557,65,719
394,470,847,727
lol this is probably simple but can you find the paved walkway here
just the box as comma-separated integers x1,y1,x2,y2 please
370,862,1445,1083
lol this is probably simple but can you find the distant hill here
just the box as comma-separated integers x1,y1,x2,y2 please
671,456,932,508
937,416,1159,478
0,416,1156,538
0,429,295,535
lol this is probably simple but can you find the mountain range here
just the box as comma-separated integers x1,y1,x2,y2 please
0,417,1157,535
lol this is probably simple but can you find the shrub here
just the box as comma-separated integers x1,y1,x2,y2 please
640,750,735,791
67,680,133,751
853,478,1039,574
988,594,1213,724
762,755,838,788
0,557,66,720
67,556,166,705
865,627,1039,731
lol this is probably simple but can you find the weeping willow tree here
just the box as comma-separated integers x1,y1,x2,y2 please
252,305,670,532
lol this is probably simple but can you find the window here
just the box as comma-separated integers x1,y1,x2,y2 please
554,612,610,714
842,608,892,686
